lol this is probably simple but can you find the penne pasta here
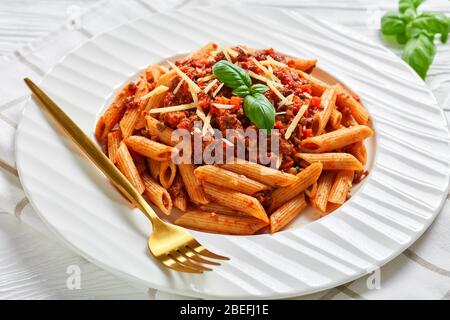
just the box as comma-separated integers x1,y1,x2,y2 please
133,154,147,174
95,116,106,143
141,173,172,215
107,130,121,164
97,82,136,141
194,42,218,58
316,86,337,135
155,70,177,87
119,107,140,138
116,143,145,194
286,57,317,72
328,170,354,205
178,163,209,205
135,85,170,129
346,141,367,166
147,158,161,180
269,163,323,212
194,165,271,195
296,70,369,124
159,161,177,189
168,174,188,212
311,113,322,136
124,135,174,161
142,85,169,110
145,115,178,146
198,202,248,217
221,158,298,187
202,182,269,223
145,64,167,83
173,195,187,212
334,84,369,125
329,108,342,129
301,125,373,153
175,210,268,235
95,43,374,235
270,193,307,233
305,182,318,199
99,103,125,142
295,153,363,171
311,171,337,213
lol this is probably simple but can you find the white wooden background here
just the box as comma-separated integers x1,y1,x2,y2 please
1,0,449,300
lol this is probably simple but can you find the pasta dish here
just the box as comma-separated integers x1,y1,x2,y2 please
95,42,373,235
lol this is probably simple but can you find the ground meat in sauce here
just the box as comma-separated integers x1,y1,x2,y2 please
253,190,272,208
177,114,200,131
168,176,186,199
216,112,243,133
160,111,187,129
353,170,369,184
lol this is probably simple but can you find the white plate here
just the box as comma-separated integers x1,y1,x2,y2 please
15,6,450,299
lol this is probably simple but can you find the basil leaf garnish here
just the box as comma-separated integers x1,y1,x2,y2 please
232,85,251,98
212,60,252,89
244,93,275,132
381,11,406,35
379,0,449,78
250,84,269,95
212,60,275,131
402,32,436,79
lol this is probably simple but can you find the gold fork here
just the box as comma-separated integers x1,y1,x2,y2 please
24,78,229,273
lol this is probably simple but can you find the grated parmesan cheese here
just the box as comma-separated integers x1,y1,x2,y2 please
221,138,234,147
260,56,288,68
275,155,283,169
167,60,200,93
198,74,216,83
202,112,212,135
139,85,169,101
173,79,184,95
284,103,309,140
267,81,287,104
248,71,283,87
212,103,235,109
196,109,214,134
220,45,233,62
212,82,224,97
237,45,249,54
251,58,281,83
148,102,197,114
278,93,294,107
203,79,218,94
191,91,199,107
227,47,239,57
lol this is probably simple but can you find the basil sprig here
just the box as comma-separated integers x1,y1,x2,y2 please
381,0,450,79
212,60,274,131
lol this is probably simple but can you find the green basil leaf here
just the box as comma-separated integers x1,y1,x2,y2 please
402,7,417,21
399,0,423,14
381,11,406,35
402,32,436,79
397,32,408,44
406,12,449,43
250,84,269,95
212,60,252,90
232,85,250,97
244,93,275,132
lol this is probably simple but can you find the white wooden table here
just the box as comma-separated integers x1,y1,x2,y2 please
1,0,449,300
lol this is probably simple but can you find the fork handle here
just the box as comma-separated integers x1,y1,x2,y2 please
24,78,160,222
